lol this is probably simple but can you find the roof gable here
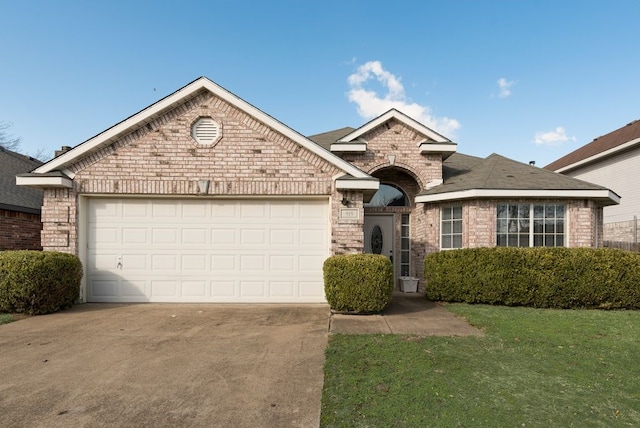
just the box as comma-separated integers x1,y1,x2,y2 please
33,77,370,180
546,119,640,172
337,109,453,144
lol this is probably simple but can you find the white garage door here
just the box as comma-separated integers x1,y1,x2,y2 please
86,198,329,303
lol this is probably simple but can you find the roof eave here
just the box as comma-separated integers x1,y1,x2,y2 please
415,189,620,206
16,174,73,189
552,137,640,173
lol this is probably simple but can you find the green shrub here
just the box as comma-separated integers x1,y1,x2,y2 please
324,254,394,313
424,247,640,309
0,250,83,315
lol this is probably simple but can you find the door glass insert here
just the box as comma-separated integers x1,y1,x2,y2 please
371,225,383,254
400,214,410,276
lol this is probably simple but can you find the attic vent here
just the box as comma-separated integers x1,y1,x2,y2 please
191,117,221,145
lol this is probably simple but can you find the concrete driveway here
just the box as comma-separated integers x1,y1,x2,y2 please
0,303,329,428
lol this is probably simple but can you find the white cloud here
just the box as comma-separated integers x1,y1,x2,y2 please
534,127,576,146
347,61,460,136
497,77,515,98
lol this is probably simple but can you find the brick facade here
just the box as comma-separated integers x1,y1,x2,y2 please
0,209,42,250
36,82,610,298
334,119,444,287
40,90,359,255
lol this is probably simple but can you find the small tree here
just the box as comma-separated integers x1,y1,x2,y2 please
0,121,51,162
0,121,22,151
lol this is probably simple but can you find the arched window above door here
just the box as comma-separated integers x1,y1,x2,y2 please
365,183,409,207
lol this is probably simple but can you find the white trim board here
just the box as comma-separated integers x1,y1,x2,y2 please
415,189,620,205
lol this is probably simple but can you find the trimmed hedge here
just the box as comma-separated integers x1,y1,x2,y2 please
424,247,640,309
324,254,394,313
0,251,83,315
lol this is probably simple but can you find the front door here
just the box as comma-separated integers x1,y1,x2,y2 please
364,215,395,276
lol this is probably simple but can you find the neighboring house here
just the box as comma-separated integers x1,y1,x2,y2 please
17,77,618,303
546,120,640,243
0,147,43,250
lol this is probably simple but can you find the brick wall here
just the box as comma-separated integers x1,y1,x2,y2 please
424,199,602,255
0,209,42,250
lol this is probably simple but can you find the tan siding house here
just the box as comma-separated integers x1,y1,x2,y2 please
547,120,640,243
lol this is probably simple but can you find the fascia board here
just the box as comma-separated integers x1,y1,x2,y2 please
16,175,73,189
415,189,620,204
418,143,458,154
554,137,640,173
35,77,370,179
335,179,380,190
338,109,450,144
330,143,367,152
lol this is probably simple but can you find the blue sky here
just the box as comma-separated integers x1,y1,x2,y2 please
1,1,638,167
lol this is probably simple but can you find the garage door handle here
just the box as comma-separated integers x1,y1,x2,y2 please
116,256,122,270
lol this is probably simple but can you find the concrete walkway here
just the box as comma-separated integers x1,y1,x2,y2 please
329,291,483,336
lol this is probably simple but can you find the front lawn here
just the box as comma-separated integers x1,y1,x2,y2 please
321,304,640,427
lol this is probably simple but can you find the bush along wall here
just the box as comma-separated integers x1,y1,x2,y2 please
324,253,394,313
0,250,83,315
424,247,640,309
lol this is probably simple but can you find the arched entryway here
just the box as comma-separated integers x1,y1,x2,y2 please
364,167,422,283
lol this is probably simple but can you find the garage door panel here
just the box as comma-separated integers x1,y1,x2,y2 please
299,255,325,271
151,254,177,270
91,279,118,297
151,280,179,297
241,204,265,218
152,202,177,218
181,254,207,270
121,228,147,244
240,254,265,270
299,281,324,297
181,228,207,245
270,229,295,245
182,281,207,297
269,255,295,271
212,229,236,245
122,202,147,218
299,229,325,245
123,254,147,270
91,228,119,245
212,281,236,297
152,228,177,244
270,281,294,296
211,254,236,270
240,281,265,297
240,229,266,245
121,280,147,298
87,199,328,303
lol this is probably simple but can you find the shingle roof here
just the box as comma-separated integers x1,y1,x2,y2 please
421,153,611,196
0,147,43,213
545,119,640,172
307,127,355,150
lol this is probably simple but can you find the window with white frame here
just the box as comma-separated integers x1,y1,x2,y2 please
496,203,565,247
441,206,462,249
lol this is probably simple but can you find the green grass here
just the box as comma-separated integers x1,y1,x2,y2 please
0,313,13,325
321,304,640,427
